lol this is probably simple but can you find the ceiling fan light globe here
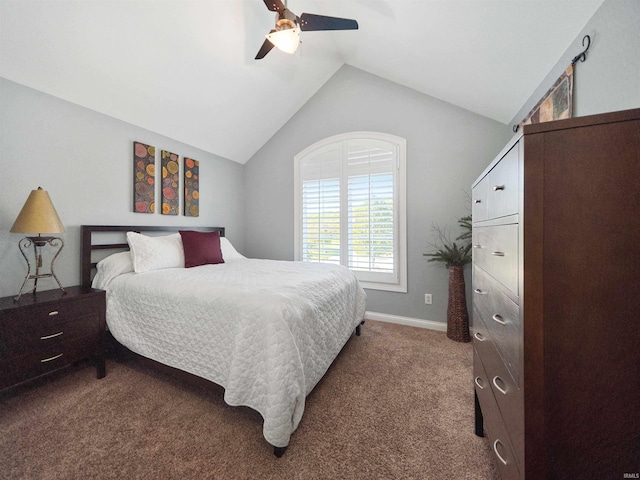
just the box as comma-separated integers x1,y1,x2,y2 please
266,28,300,54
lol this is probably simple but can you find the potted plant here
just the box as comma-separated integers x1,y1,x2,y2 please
424,215,472,342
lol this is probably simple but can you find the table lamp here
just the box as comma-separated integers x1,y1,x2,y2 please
10,187,66,301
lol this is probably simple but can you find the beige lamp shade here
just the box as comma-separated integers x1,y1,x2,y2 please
10,187,65,234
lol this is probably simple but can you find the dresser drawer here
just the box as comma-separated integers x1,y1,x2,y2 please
485,142,519,220
471,306,491,351
472,306,500,372
473,267,521,383
474,348,521,480
473,224,519,295
472,306,502,376
473,317,523,467
472,142,519,224
472,177,489,222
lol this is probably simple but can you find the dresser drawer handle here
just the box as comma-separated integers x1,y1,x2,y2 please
474,199,482,204
41,353,64,363
48,311,59,316
474,289,487,295
474,377,485,390
493,185,505,191
491,251,505,256
492,376,508,395
473,244,483,249
493,439,509,466
40,331,64,340
474,332,486,342
492,314,506,325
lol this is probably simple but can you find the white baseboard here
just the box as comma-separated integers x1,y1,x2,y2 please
364,311,447,332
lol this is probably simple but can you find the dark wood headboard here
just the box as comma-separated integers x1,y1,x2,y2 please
80,225,225,290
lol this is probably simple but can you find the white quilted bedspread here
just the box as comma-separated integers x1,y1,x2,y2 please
99,258,366,448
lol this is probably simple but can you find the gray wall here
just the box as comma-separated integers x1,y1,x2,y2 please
510,0,640,129
243,65,509,323
2,0,635,319
0,78,245,298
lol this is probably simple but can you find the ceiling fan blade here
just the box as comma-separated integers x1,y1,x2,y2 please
299,13,359,31
255,34,276,59
262,0,286,13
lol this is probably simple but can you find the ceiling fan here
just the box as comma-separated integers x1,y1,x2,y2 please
255,0,359,59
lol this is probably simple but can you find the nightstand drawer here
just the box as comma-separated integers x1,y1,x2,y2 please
0,314,99,357
0,287,106,392
6,295,98,328
0,336,97,390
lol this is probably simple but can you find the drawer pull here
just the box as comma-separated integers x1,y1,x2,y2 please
474,377,485,390
492,314,506,325
474,332,486,342
493,439,509,466
491,251,505,256
41,353,64,363
474,288,487,295
474,199,482,204
48,311,59,316
473,244,483,249
492,376,508,395
40,331,64,340
493,185,505,192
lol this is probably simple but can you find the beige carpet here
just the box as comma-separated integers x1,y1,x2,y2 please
0,320,498,479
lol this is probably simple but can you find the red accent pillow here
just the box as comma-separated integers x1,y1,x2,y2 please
179,230,224,268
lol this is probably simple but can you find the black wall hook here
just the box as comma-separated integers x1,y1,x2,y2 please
571,35,591,65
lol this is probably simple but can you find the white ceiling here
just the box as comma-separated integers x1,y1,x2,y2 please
0,0,604,164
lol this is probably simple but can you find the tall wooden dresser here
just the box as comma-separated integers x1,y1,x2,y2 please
472,108,640,479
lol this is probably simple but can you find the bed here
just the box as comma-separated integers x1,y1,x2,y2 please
80,225,367,456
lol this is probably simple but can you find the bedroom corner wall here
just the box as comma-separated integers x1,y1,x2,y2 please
243,65,510,325
509,0,640,129
0,78,245,299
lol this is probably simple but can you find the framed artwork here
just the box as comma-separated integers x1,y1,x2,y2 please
133,141,155,213
161,150,180,215
184,157,199,217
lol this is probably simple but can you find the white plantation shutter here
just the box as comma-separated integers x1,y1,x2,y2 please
295,133,406,292
347,140,397,284
300,145,341,264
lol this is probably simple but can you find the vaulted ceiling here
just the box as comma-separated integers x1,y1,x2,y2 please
0,0,604,164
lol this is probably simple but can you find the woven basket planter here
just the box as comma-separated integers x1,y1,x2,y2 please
447,265,471,342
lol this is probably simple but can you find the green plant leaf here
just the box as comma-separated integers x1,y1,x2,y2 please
424,214,473,267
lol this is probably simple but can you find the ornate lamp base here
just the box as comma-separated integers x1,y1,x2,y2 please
14,236,66,302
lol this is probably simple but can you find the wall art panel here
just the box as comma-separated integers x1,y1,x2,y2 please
133,141,155,213
184,157,199,217
161,150,180,215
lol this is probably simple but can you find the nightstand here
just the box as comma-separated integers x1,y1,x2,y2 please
0,286,106,391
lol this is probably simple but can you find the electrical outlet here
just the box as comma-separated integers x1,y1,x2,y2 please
424,294,432,305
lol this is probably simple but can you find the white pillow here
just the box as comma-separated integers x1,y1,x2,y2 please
220,237,245,260
127,231,185,273
92,251,134,290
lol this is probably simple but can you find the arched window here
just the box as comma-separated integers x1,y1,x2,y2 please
294,132,407,292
